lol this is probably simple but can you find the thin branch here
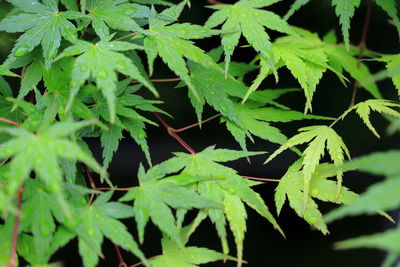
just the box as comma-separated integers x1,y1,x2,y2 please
112,32,139,42
8,183,25,267
173,114,221,133
0,117,21,127
207,0,223,4
130,255,162,267
131,77,182,84
242,176,280,182
114,244,127,267
95,187,135,191
349,0,374,108
84,165,97,190
152,112,197,155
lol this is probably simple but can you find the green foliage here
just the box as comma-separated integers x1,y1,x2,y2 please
0,0,399,266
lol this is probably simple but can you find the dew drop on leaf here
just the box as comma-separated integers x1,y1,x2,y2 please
13,45,30,57
80,65,88,72
98,69,108,79
311,188,320,196
124,10,133,16
226,44,234,51
88,229,94,236
228,188,236,194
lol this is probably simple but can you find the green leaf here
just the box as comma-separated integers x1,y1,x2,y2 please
0,64,19,77
223,192,247,266
100,125,123,169
57,37,157,123
325,177,400,223
375,54,400,97
76,192,148,267
85,0,145,39
18,58,43,99
346,99,400,138
342,150,400,177
275,162,358,234
266,125,350,215
331,0,361,51
0,121,106,197
206,0,295,76
144,8,221,102
375,0,400,41
0,0,81,65
150,237,236,267
284,0,311,20
335,225,400,252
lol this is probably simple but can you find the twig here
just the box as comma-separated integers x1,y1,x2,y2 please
95,187,135,191
349,0,373,108
8,183,25,267
112,32,139,42
173,114,221,133
242,176,280,182
152,112,197,155
131,77,182,84
207,0,223,4
114,244,127,267
0,117,21,127
130,255,162,267
83,166,127,266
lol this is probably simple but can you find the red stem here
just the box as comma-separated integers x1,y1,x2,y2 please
8,183,25,267
0,117,21,127
173,114,221,133
349,0,373,108
152,112,197,155
207,0,223,4
130,255,162,267
114,244,127,267
242,176,280,182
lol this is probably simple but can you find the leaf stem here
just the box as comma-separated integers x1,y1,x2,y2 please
207,0,223,4
242,176,280,182
173,114,221,133
114,244,127,267
152,112,197,155
112,32,139,42
349,0,373,108
130,255,162,267
8,183,25,267
0,117,21,127
328,113,347,128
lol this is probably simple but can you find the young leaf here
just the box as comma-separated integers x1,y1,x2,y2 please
144,3,221,102
275,162,358,234
331,0,361,50
266,125,350,215
57,37,157,123
85,0,146,39
76,191,148,267
100,125,123,170
206,0,295,76
0,0,82,65
0,121,106,196
324,177,400,223
375,0,400,40
346,99,400,138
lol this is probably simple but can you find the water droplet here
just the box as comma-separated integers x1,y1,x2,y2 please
13,45,30,57
171,11,177,17
70,81,78,88
97,68,107,79
80,64,88,72
228,188,236,194
253,12,260,16
311,188,320,196
210,91,215,95
124,10,133,16
305,214,318,224
116,60,127,69
31,1,39,5
226,44,234,51
88,229,94,236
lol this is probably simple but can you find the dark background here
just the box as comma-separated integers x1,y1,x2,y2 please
1,0,400,266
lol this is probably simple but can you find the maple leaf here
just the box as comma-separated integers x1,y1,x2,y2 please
224,102,333,152
149,236,237,267
375,54,400,97
343,99,400,138
89,79,166,167
205,0,295,76
85,0,147,39
275,161,358,234
144,1,221,102
72,191,149,267
0,121,106,197
56,36,157,123
0,0,83,65
265,125,350,215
